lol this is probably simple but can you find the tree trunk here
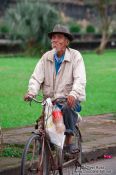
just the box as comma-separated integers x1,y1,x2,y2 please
96,31,109,54
96,0,111,54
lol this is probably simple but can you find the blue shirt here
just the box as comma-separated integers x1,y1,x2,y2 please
54,53,64,75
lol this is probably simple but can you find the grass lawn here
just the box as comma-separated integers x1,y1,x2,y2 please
0,50,116,128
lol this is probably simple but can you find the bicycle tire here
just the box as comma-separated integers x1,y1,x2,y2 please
20,134,49,175
74,126,82,174
57,147,63,175
48,144,63,175
62,126,82,175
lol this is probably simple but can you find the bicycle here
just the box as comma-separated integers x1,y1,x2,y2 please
20,96,82,175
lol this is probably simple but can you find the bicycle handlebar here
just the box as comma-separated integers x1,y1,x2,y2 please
28,96,43,105
52,97,67,104
28,96,67,105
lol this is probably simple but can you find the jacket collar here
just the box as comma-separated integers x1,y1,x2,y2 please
47,48,71,62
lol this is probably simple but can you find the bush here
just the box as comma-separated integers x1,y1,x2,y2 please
0,25,9,34
0,21,10,38
70,23,81,33
0,145,22,158
3,1,60,52
86,25,96,33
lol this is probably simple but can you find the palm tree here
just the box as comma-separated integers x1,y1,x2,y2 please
4,0,60,52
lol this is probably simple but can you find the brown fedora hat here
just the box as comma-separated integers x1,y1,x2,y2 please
48,24,73,41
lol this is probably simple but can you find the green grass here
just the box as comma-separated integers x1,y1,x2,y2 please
0,50,116,128
0,144,23,158
82,50,116,116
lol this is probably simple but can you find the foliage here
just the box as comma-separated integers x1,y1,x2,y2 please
0,50,116,128
3,0,60,52
0,24,9,34
0,20,10,39
86,25,96,33
0,145,22,158
69,23,81,33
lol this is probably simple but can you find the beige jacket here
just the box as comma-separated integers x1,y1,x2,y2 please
28,48,86,101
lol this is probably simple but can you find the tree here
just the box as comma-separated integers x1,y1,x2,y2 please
4,0,60,54
96,0,115,54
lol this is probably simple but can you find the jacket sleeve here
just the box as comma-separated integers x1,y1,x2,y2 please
69,52,86,101
28,58,44,96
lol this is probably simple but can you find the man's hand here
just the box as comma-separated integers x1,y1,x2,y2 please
24,93,35,101
67,95,76,108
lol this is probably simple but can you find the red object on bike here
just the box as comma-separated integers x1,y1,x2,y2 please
52,110,63,123
52,109,65,133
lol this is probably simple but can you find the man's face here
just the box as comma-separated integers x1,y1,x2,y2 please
51,33,69,52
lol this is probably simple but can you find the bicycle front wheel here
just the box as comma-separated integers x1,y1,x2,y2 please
20,134,49,175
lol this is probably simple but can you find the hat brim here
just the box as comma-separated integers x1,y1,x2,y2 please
48,32,73,41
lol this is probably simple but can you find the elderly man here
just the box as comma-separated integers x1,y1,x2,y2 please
24,24,86,153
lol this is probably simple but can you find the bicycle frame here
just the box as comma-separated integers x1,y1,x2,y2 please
27,96,82,174
31,97,64,173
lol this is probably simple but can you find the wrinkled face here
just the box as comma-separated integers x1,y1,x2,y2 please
51,33,69,52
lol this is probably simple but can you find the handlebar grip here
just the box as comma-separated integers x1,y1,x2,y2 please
28,95,42,103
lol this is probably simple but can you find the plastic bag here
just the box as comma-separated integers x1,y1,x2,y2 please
52,105,65,133
45,99,65,148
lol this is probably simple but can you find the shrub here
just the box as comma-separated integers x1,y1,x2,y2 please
0,21,10,38
86,25,96,33
0,24,9,34
3,1,60,52
70,23,81,33
0,145,22,158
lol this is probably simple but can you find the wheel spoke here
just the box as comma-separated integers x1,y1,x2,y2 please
21,126,82,175
62,127,82,175
21,134,49,175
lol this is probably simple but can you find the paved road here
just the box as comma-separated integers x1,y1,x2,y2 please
78,156,116,175
1,114,116,175
63,156,116,175
1,157,116,175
